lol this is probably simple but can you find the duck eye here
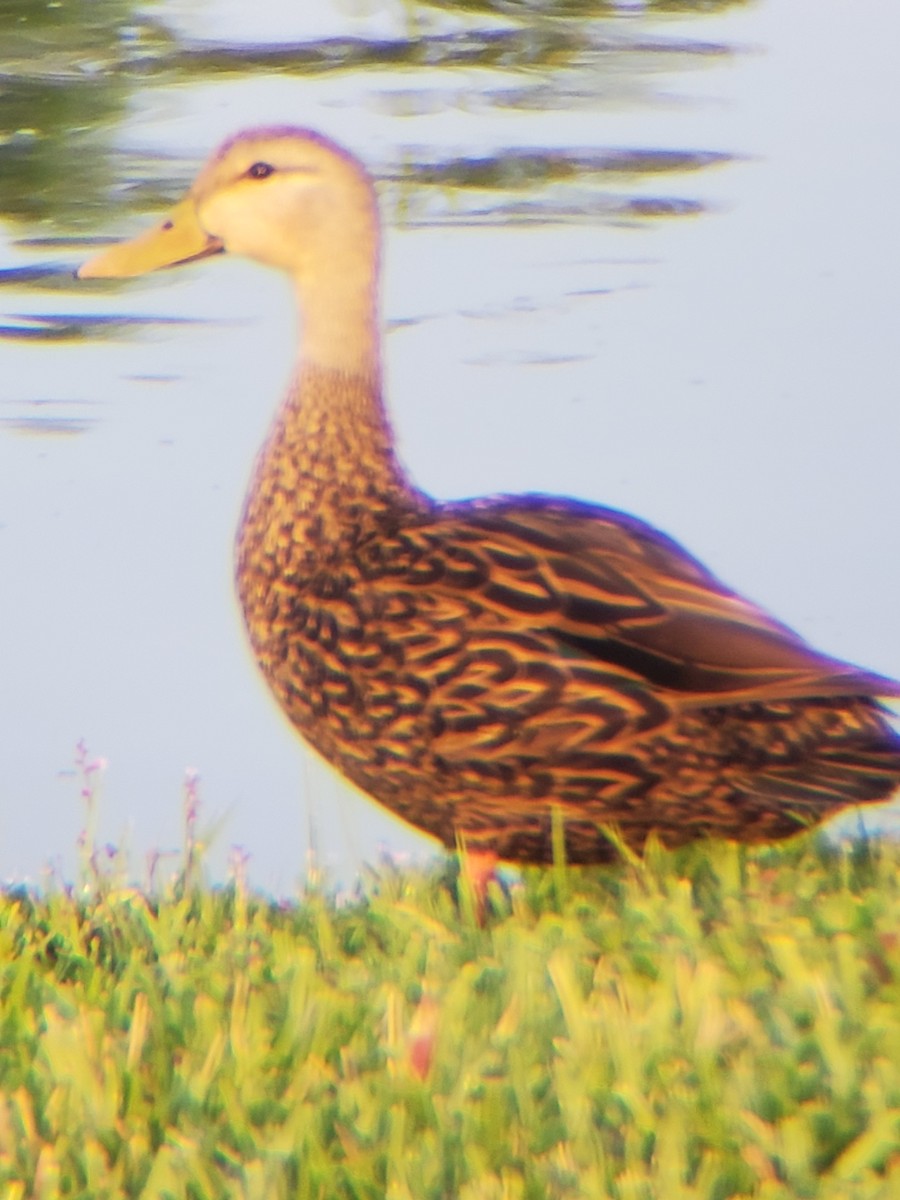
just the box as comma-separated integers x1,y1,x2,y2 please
247,161,274,180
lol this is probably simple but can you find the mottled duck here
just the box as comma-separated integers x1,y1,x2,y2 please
79,127,900,866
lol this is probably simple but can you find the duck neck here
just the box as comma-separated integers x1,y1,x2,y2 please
296,267,381,379
237,353,417,584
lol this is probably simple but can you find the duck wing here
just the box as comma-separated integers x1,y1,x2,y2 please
354,494,898,758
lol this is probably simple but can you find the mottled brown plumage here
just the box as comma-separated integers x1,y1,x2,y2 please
80,126,900,864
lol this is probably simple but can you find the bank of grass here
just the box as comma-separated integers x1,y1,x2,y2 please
2,833,900,1199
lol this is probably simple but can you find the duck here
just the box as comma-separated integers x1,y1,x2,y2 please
78,125,900,867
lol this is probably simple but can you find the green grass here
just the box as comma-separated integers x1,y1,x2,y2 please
2,834,900,1199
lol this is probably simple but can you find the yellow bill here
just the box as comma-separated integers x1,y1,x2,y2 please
77,197,223,279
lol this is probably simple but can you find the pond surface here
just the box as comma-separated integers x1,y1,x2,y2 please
1,0,898,892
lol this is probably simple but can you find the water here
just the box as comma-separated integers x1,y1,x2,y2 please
1,0,898,892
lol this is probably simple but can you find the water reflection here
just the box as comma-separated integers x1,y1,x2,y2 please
0,0,738,230
0,309,205,342
0,0,149,224
0,412,98,438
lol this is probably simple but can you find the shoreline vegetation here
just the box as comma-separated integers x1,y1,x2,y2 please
3,825,900,1198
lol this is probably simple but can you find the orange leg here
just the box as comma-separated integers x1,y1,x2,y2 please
459,845,499,923
407,994,439,1080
